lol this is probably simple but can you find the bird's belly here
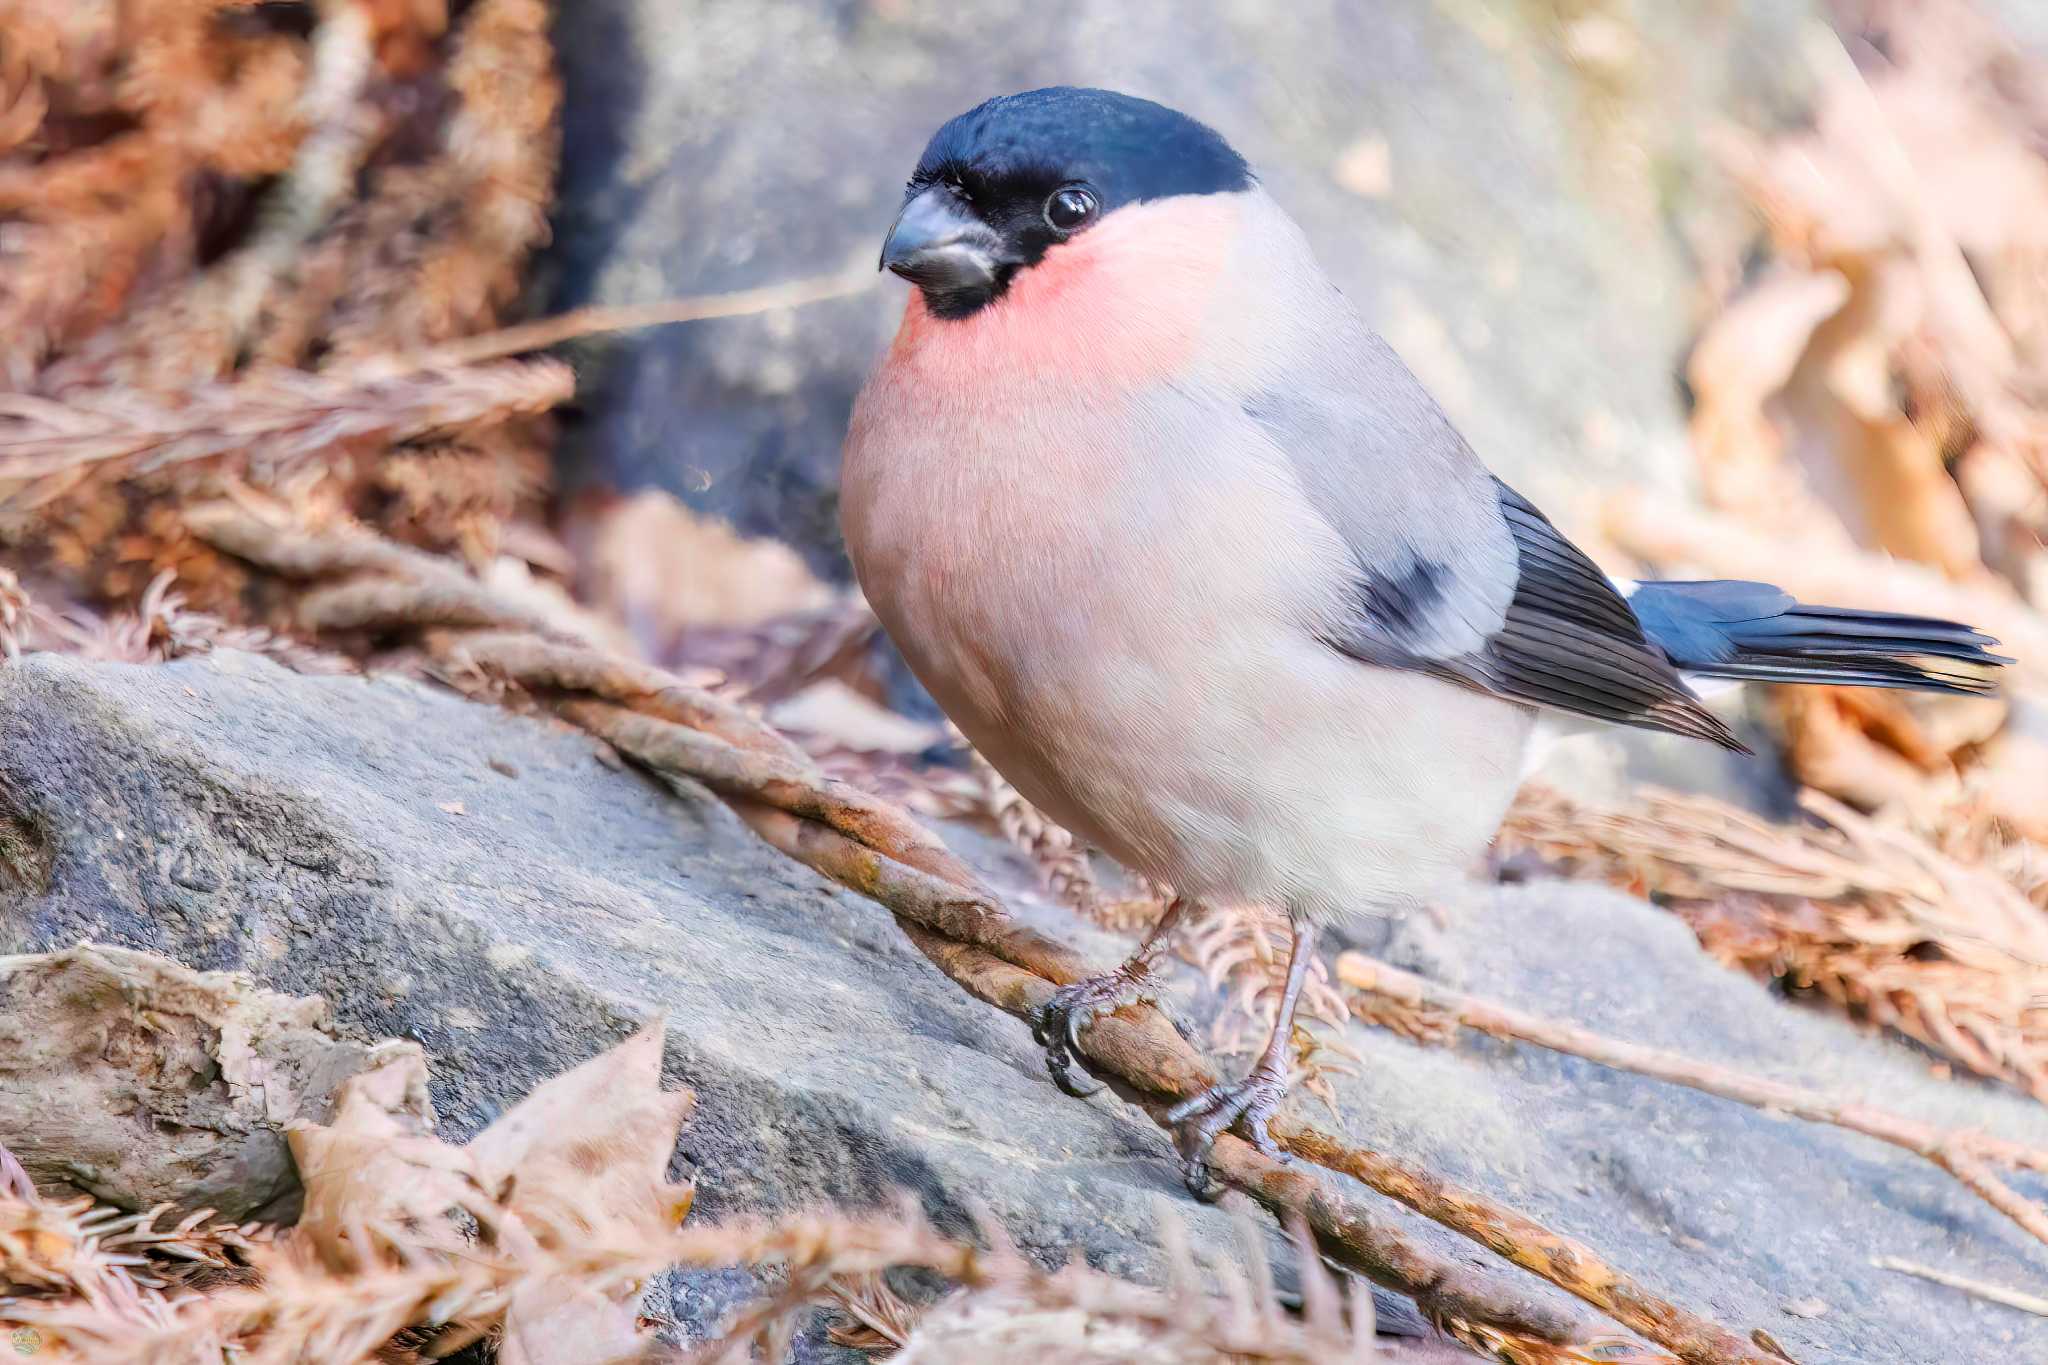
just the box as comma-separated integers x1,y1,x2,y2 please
878,530,1532,921
1018,655,1529,920
844,374,1531,921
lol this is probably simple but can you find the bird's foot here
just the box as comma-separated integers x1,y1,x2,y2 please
1165,1061,1293,1200
1031,964,1171,1098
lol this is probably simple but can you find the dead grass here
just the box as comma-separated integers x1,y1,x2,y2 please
1497,783,2048,1100
1,1021,1391,1365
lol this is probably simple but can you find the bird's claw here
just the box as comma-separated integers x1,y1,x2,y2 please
1165,1064,1293,1200
1031,969,1161,1097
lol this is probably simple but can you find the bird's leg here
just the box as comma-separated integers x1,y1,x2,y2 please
1033,895,1193,1097
1166,917,1316,1197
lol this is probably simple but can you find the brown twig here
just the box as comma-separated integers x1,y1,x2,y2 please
891,923,1586,1343
1872,1256,2048,1318
379,266,880,372
184,504,1779,1364
1269,1126,1763,1365
1337,953,2048,1252
560,699,988,901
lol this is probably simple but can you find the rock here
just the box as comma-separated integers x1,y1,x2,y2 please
0,652,1487,1351
5,650,2042,1364
542,0,1818,572
0,942,431,1219
1319,889,2048,1365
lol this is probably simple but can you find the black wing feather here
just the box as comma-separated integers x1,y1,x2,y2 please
1327,480,1747,751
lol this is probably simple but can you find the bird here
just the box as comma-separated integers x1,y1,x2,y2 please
838,86,2009,1193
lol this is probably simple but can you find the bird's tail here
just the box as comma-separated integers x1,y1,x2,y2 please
1624,579,2010,696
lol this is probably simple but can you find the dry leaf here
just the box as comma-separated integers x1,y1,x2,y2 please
287,1068,475,1272
768,680,946,755
466,1018,696,1247
500,1276,655,1365
1686,268,1851,522
570,489,832,662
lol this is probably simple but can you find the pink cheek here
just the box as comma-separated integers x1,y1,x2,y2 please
1005,239,1101,311
884,198,1237,392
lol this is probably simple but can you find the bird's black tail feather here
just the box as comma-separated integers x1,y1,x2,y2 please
1626,579,2011,697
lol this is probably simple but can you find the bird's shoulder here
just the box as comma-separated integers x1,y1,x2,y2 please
1236,324,1736,746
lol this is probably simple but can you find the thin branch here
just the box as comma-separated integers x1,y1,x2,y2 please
1271,1125,1765,1365
1872,1256,2048,1318
217,0,380,341
892,922,1586,1343
377,265,880,372
1337,953,2048,1250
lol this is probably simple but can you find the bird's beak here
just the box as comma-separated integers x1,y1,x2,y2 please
880,185,1008,298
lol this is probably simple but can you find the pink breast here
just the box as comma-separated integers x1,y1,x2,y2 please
878,193,1243,397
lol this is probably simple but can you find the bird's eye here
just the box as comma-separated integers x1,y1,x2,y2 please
1043,185,1098,232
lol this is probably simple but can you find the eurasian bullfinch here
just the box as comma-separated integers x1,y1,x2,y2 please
840,87,2008,1193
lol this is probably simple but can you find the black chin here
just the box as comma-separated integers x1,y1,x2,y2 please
920,281,992,319
915,262,1019,319
922,287,990,320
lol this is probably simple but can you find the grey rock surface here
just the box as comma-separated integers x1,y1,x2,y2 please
4,651,2045,1362
0,943,432,1219
541,0,1816,570
0,652,1479,1353
1321,891,2048,1365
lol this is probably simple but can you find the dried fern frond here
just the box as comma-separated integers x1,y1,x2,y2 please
1177,904,1357,1111
8,1121,1417,1365
825,1270,923,1354
0,1158,173,1335
97,1205,268,1293
1498,782,2048,1100
895,1216,1380,1365
0,359,574,491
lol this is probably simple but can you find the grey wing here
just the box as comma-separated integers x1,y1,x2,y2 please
1250,331,1743,751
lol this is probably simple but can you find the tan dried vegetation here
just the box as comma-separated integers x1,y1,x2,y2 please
1497,1,2048,1117
7,1022,1383,1364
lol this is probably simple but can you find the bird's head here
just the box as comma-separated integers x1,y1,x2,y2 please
881,87,1253,322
